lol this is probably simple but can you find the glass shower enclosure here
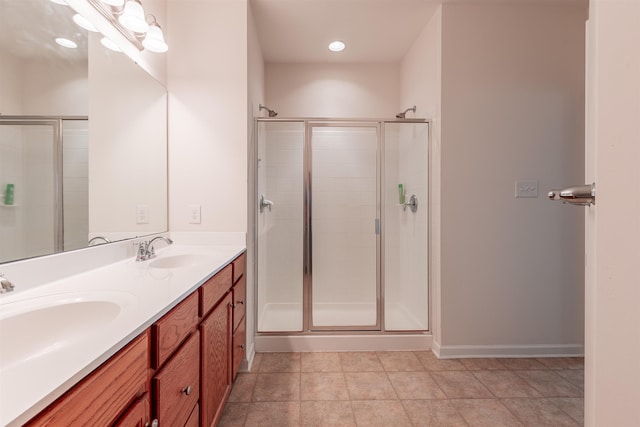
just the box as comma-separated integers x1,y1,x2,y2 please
256,119,429,333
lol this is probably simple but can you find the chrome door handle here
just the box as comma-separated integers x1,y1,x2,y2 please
548,183,595,206
259,194,274,213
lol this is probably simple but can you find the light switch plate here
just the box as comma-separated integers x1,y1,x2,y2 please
515,180,538,198
136,204,149,224
188,205,201,224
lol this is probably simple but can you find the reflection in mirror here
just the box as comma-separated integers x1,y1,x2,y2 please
0,0,167,264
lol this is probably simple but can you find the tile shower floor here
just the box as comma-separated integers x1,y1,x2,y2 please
219,352,584,426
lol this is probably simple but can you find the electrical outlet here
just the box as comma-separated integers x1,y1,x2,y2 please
188,204,201,224
515,180,538,198
136,204,149,224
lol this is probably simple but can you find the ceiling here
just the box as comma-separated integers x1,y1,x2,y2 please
0,0,88,61
251,0,440,63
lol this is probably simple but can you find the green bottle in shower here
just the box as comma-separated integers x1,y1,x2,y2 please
398,183,405,205
4,183,14,205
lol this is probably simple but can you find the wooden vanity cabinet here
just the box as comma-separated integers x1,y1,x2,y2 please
25,250,247,427
200,292,233,427
26,332,150,427
114,393,151,427
231,253,247,380
153,330,200,427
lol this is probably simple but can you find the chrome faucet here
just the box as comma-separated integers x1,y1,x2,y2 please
0,274,14,294
136,236,173,261
88,236,111,246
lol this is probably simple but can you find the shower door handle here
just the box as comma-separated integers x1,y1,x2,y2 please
259,194,274,212
547,183,595,206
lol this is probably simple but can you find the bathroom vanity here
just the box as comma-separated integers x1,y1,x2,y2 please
0,239,246,427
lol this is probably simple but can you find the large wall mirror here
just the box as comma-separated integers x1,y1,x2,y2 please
0,0,168,264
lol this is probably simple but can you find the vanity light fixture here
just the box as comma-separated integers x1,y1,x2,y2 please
141,16,168,53
73,14,99,32
328,40,346,52
55,37,78,48
118,0,148,33
89,0,168,53
100,0,124,6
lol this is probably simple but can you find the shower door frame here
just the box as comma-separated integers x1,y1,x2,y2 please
0,117,64,254
305,121,382,332
254,117,430,335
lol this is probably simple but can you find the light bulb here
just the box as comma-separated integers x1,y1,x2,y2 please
119,0,149,33
55,37,77,49
72,14,99,32
328,40,346,52
142,23,168,53
100,37,122,52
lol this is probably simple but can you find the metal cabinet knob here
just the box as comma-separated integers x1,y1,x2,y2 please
240,344,246,350
182,385,192,396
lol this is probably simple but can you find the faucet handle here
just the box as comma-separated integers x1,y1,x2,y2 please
0,273,14,294
135,241,148,261
147,244,156,259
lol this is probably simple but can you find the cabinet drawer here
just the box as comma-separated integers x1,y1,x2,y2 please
232,274,246,332
185,403,199,427
232,252,246,284
27,332,149,426
153,330,200,427
152,292,198,369
200,264,233,317
232,317,246,380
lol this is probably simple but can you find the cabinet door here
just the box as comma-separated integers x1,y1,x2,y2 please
114,393,151,427
153,330,200,427
200,293,232,427
232,317,246,380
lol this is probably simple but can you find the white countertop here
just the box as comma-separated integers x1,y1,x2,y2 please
0,240,245,427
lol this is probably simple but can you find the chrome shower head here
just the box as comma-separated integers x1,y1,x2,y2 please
396,105,417,119
259,104,278,117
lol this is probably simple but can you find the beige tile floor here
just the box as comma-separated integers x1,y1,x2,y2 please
219,352,584,426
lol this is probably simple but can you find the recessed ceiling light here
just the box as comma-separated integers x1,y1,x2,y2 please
55,37,77,49
73,14,99,32
100,37,122,52
328,40,346,52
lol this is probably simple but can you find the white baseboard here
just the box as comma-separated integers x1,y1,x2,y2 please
254,334,432,352
436,343,584,359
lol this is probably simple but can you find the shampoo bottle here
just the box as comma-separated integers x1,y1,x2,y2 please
4,184,14,205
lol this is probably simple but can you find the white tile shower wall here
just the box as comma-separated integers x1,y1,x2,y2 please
398,124,429,329
258,124,304,330
22,127,55,259
62,120,88,251
0,125,24,261
383,124,429,331
311,128,377,308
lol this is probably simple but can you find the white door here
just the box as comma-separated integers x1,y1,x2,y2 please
586,1,640,425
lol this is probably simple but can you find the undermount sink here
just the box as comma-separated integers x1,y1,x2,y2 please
0,292,134,372
148,254,213,269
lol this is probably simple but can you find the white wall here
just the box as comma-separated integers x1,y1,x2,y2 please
0,49,88,116
438,3,587,356
167,0,248,233
89,34,167,237
265,63,399,118
0,50,23,114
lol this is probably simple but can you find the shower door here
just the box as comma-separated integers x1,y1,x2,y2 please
0,119,62,263
307,123,380,330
